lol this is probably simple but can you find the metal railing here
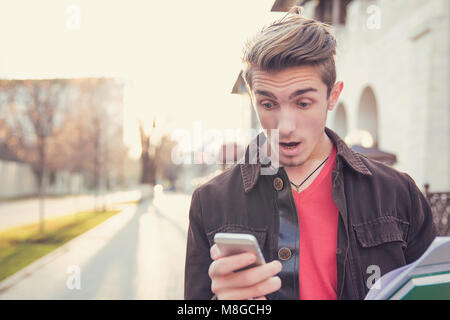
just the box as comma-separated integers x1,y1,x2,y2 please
424,184,450,236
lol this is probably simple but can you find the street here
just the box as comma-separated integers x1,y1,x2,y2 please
0,191,192,299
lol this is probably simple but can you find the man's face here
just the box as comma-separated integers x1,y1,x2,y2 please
250,65,342,167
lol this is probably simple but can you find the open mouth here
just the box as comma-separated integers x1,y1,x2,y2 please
279,141,301,149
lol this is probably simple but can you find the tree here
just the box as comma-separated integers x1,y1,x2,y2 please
155,134,183,190
73,78,126,210
0,79,69,233
139,119,156,185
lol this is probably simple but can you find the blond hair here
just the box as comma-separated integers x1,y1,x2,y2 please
242,6,337,97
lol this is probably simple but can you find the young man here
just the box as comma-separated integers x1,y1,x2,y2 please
184,7,436,300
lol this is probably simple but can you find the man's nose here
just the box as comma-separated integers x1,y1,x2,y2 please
278,108,296,137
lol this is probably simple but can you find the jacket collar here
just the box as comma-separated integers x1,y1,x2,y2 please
239,127,372,193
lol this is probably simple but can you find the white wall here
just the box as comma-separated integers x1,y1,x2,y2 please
0,160,85,199
0,160,36,198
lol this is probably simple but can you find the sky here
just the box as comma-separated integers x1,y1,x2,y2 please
0,0,286,158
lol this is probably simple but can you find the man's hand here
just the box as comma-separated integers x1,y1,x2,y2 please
208,244,282,300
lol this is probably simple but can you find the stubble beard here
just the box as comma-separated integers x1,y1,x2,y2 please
279,155,308,168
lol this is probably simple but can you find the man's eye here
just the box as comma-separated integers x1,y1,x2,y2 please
261,102,274,109
297,101,311,108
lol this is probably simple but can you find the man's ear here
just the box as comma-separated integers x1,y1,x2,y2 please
327,81,344,111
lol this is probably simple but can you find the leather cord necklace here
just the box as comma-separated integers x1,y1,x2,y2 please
290,156,329,193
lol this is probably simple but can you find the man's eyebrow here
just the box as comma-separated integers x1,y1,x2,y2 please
288,88,318,99
254,88,318,100
254,90,278,100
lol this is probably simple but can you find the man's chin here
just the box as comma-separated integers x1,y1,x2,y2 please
279,156,307,168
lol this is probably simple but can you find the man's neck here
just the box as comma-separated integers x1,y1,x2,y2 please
309,131,334,164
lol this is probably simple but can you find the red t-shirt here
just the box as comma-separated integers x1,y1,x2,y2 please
292,145,338,300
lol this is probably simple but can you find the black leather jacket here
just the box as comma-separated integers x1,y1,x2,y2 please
184,127,436,300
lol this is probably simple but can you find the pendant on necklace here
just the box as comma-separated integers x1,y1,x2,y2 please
290,181,301,193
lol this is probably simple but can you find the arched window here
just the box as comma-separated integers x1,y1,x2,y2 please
357,86,378,147
333,102,348,139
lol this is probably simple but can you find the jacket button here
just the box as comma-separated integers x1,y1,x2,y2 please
278,247,291,260
273,177,284,191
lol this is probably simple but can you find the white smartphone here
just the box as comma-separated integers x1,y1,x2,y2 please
213,233,266,268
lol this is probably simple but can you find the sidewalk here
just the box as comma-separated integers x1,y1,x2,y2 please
0,186,152,231
0,192,191,299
